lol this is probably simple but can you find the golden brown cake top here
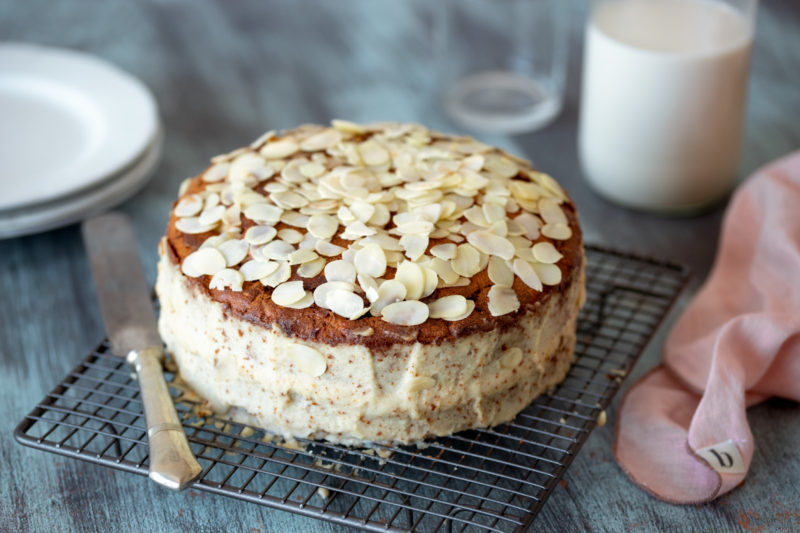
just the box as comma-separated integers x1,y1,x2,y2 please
164,120,582,348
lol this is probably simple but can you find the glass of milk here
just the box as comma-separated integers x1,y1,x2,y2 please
578,0,757,213
438,0,568,134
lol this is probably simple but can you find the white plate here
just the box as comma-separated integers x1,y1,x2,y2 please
0,43,158,211
0,126,163,239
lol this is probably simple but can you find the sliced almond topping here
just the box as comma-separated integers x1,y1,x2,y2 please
357,274,380,302
488,256,514,287
271,191,309,209
315,239,345,257
327,289,367,319
240,260,279,281
487,285,520,316
407,376,436,393
428,257,460,285
514,213,542,240
359,140,390,166
245,225,277,245
428,295,468,319
466,230,515,260
209,268,244,291
259,240,295,261
399,234,429,261
420,266,438,298
394,260,425,300
244,203,283,224
532,262,562,285
332,119,366,134
300,128,343,151
350,201,376,223
451,244,481,278
281,211,310,228
288,249,319,265
541,223,572,240
313,281,355,309
307,214,339,240
297,257,326,278
381,300,429,326
353,243,387,278
202,162,230,182
370,279,407,315
499,347,523,369
343,220,376,238
445,299,475,321
324,259,356,283
260,261,291,287
287,344,327,377
176,217,217,235
351,326,374,337
198,204,226,226
175,195,203,217
217,239,249,267
532,242,563,264
182,248,226,277
260,138,299,159
283,292,314,309
277,228,304,244
512,258,543,291
430,243,457,260
299,161,326,179
271,281,307,306
539,198,568,225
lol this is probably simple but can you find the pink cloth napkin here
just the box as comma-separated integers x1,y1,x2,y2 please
613,151,800,504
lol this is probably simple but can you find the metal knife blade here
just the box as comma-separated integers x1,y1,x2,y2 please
82,213,161,358
82,212,201,491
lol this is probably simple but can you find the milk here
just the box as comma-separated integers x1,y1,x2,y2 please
579,0,754,212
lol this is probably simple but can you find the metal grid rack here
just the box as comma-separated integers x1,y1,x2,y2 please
15,245,687,532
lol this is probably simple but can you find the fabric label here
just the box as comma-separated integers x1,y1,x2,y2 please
696,440,746,474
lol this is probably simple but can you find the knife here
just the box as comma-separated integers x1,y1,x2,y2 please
82,212,202,491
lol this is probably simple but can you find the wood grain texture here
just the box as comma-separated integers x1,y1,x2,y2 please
1,1,798,531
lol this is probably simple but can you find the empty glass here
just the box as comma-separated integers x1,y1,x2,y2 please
437,0,568,134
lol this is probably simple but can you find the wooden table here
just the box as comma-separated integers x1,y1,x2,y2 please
2,1,798,531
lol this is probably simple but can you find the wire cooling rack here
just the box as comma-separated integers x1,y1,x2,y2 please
15,245,687,532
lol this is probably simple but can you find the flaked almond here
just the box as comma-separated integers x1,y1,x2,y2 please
300,128,343,151
313,280,355,309
428,295,468,319
532,242,562,264
327,289,367,319
244,203,283,224
217,239,249,267
488,256,514,287
260,261,291,287
487,285,520,316
512,258,543,291
182,248,226,277
451,243,481,278
541,223,572,240
499,347,523,369
288,248,319,265
324,259,356,283
271,281,307,306
430,243,457,260
370,279,407,315
175,194,203,217
394,260,425,300
315,239,345,257
532,262,562,285
466,230,515,260
260,138,299,159
175,217,217,235
297,257,326,278
202,162,230,182
277,228,304,244
381,300,429,326
209,268,244,291
287,344,327,377
244,225,277,245
353,243,387,278
240,260,279,281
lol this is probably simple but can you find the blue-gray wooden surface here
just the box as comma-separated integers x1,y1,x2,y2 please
1,1,799,531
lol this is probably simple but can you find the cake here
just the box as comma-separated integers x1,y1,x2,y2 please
156,120,585,445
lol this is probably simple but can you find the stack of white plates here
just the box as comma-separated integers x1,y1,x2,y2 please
0,43,163,239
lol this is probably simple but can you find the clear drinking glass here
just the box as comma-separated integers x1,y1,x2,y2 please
438,0,568,134
579,0,758,213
